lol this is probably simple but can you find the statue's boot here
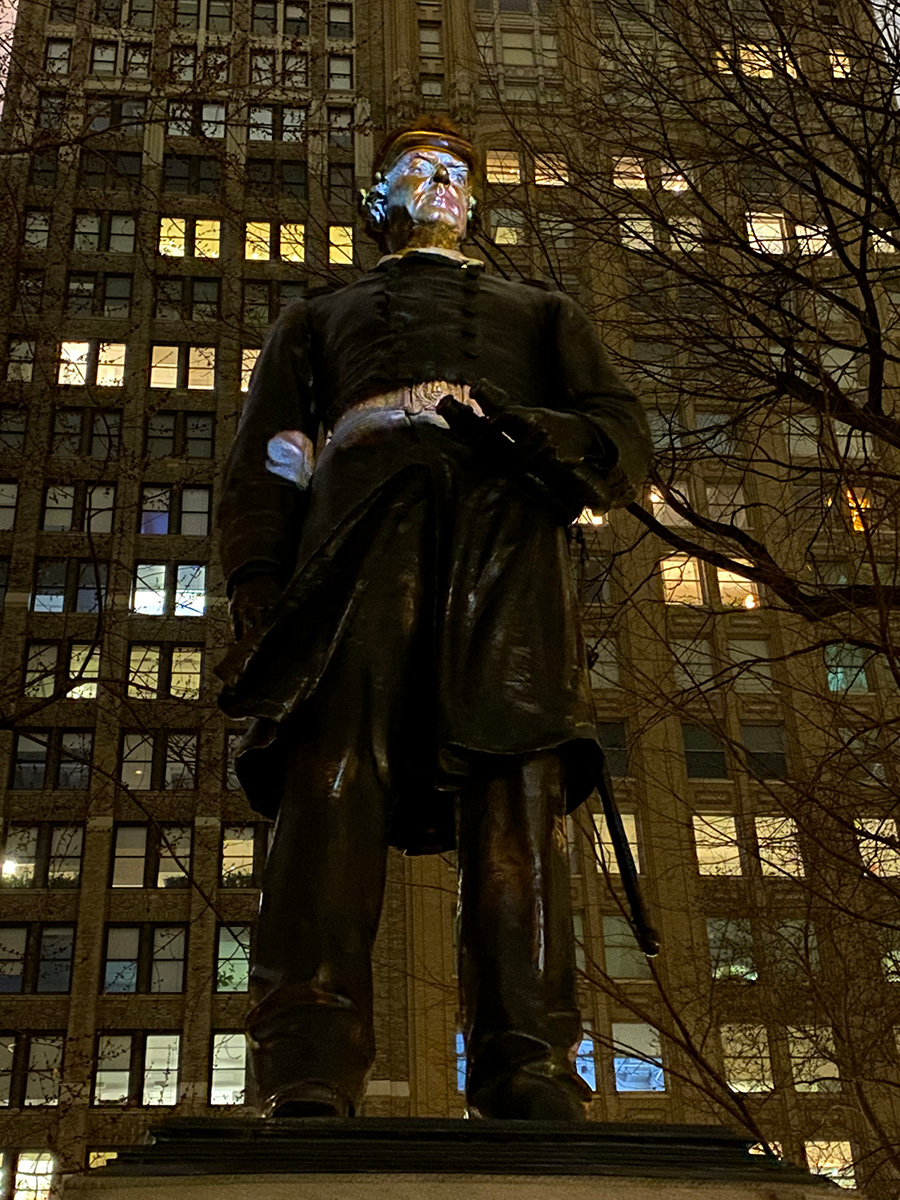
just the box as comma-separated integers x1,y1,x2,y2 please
246,982,372,1117
458,751,591,1122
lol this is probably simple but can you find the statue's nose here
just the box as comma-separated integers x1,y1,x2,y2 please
433,163,450,184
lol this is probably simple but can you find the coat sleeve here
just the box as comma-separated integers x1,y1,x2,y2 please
218,300,318,592
550,291,652,507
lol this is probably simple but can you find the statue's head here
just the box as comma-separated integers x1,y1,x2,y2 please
361,116,478,254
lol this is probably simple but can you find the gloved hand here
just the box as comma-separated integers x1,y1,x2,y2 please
228,573,284,640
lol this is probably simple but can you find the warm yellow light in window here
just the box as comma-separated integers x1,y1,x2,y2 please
188,346,216,390
159,217,186,257
280,223,305,263
577,508,605,526
241,348,260,392
245,221,271,261
96,342,126,387
846,488,870,532
58,341,90,385
485,150,521,185
534,153,568,186
150,344,179,389
328,225,354,265
195,219,220,259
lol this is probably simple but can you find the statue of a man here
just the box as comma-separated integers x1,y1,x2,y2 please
217,118,652,1122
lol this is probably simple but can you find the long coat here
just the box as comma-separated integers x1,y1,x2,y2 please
216,252,651,854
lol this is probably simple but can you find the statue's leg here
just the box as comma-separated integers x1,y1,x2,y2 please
246,680,390,1118
458,749,591,1121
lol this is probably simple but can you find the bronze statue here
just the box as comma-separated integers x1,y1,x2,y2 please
217,118,653,1122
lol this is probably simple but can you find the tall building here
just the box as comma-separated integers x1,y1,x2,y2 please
1,0,898,1196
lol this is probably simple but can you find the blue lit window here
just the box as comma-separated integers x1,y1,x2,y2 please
575,1036,596,1090
455,1032,466,1092
612,1022,665,1093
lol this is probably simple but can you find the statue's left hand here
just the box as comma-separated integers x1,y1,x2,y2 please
229,574,284,640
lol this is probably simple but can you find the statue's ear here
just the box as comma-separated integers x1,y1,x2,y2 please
466,194,479,236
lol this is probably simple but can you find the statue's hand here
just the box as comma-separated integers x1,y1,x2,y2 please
229,574,284,640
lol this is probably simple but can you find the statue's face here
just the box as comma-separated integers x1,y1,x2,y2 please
383,147,471,243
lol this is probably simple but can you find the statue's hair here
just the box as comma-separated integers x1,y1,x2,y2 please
359,115,479,247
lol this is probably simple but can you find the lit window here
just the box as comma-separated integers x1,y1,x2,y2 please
24,209,51,249
804,1142,855,1190
132,563,166,614
210,1033,246,1105
490,207,522,245
660,167,688,192
14,1153,55,1198
754,815,801,876
829,49,850,77
88,1153,118,1169
159,217,186,257
245,221,271,260
68,643,100,699
45,38,72,73
194,219,220,258
649,482,690,525
575,1029,595,1089
216,924,251,991
201,103,225,138
716,562,758,609
94,1034,132,1104
747,212,786,254
150,345,178,389
121,733,152,790
660,555,703,604
221,826,255,887
612,1022,665,1092
856,817,900,876
143,1033,180,1105
591,811,640,873
620,215,655,249
824,643,869,693
96,343,125,387
534,153,568,186
692,814,741,875
170,647,202,698
175,564,206,616
720,1024,772,1091
455,1031,466,1092
2,826,38,886
187,346,215,389
58,341,90,386
24,643,58,698
485,150,521,184
738,43,773,76
127,645,160,698
612,156,644,189
111,826,146,887
157,823,191,878
795,224,830,255
280,222,305,262
241,348,260,392
180,487,209,535
249,105,274,141
671,217,703,253
843,486,870,531
788,1027,840,1093
328,225,354,265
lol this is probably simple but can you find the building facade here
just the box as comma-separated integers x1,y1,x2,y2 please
0,0,898,1196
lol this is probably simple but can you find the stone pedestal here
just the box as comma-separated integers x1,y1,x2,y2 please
64,1118,837,1200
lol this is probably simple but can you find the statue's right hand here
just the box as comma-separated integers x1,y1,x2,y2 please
229,574,284,640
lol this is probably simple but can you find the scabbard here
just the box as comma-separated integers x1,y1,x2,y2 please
596,761,660,957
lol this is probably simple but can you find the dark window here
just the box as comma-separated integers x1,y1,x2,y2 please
327,2,352,37
49,0,76,19
742,724,788,779
163,154,221,195
78,151,142,191
94,0,121,21
246,158,307,200
0,929,27,992
174,0,198,26
32,559,107,613
206,0,230,28
706,918,757,982
682,724,728,778
120,729,200,790
328,162,354,203
102,925,186,993
18,270,44,313
597,721,628,777
283,1,308,33
29,152,58,188
36,926,75,993
252,0,276,31
0,409,26,452
145,411,214,458
10,732,92,791
128,0,153,25
51,408,121,457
